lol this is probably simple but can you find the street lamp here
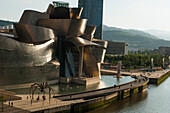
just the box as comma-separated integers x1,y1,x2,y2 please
162,55,165,68
151,58,153,69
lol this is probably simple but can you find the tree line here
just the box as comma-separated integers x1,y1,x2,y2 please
104,51,169,69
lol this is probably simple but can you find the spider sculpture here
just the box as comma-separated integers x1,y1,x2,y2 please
29,82,54,103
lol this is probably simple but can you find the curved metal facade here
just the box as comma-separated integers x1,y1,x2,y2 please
19,10,49,26
0,36,56,67
0,3,108,87
14,24,56,44
0,35,59,87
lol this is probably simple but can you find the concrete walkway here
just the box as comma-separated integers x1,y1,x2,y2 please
0,90,21,101
2,95,84,113
0,104,29,113
101,69,139,76
143,70,170,79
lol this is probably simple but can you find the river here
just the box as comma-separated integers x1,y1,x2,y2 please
88,76,170,113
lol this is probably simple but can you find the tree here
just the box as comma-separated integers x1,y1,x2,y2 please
134,65,138,69
104,50,169,69
123,60,130,68
0,95,7,112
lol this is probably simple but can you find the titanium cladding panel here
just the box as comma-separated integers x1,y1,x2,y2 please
0,35,56,67
14,24,56,44
38,19,71,36
19,10,49,25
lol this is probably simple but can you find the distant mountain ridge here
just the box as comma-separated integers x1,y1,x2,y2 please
146,29,170,41
103,25,159,40
103,25,170,50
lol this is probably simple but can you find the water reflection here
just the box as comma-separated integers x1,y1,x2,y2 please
88,77,170,113
88,91,148,113
8,75,134,95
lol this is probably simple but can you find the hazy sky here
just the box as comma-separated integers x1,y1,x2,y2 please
1,0,170,31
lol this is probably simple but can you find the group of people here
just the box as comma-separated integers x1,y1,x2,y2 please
27,95,46,102
8,101,13,106
82,74,94,78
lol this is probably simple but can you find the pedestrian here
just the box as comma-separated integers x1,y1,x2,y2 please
42,95,46,101
36,96,40,102
11,102,13,107
27,96,28,100
9,101,10,105
139,79,141,83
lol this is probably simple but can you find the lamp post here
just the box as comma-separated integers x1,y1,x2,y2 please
151,58,153,69
169,56,170,68
162,57,165,68
117,61,122,78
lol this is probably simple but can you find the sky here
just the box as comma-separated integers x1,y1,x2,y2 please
1,0,170,31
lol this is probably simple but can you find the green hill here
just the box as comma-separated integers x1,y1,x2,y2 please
103,25,159,40
103,30,170,50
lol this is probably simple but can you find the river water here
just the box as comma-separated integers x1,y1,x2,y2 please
88,76,170,113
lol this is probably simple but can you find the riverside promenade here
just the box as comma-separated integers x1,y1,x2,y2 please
101,69,133,76
0,89,21,101
1,75,148,113
101,69,170,85
143,69,170,84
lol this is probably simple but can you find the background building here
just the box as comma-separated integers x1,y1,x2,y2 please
78,0,104,40
153,46,170,56
53,1,69,7
106,41,128,55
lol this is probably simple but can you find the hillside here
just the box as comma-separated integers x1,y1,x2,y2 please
146,29,170,41
103,30,170,50
103,25,159,40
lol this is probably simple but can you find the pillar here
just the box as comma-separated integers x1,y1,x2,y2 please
78,47,84,77
130,89,134,97
138,86,143,92
117,90,124,100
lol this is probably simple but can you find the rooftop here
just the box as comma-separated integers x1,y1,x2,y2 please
53,1,69,5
